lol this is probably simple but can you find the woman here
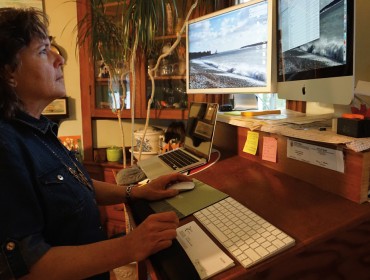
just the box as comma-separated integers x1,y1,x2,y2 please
0,7,190,279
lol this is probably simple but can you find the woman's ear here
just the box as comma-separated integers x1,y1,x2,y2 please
8,78,17,88
5,65,17,87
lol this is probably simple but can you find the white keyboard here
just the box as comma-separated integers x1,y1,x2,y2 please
193,197,295,268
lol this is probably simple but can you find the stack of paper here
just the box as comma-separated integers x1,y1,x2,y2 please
176,221,234,279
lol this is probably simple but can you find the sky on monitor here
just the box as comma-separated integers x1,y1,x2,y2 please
189,1,268,54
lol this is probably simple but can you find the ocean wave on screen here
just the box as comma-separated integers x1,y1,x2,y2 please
199,60,266,82
299,39,345,63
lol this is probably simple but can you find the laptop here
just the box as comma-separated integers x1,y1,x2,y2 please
138,102,219,180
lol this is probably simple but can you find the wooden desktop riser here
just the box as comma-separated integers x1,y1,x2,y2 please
236,127,370,204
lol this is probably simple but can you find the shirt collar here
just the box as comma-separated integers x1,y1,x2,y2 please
14,111,59,135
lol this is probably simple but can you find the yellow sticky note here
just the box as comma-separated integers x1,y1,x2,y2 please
243,131,259,155
262,136,277,163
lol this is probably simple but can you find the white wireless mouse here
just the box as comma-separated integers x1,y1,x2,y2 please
167,181,195,192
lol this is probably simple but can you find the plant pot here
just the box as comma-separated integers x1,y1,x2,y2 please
106,146,122,162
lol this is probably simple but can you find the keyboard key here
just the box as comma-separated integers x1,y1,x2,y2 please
241,258,253,267
206,223,228,243
245,248,260,262
255,247,269,258
159,149,199,170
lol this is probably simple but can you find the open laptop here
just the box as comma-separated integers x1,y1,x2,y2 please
138,102,219,180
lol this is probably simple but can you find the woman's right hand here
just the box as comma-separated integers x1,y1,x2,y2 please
125,211,179,261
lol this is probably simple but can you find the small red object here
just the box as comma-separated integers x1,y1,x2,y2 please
342,113,365,119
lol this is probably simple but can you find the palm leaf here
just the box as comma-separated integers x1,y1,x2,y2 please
76,0,223,64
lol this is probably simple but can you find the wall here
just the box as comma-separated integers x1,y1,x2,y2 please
94,119,173,148
44,1,83,138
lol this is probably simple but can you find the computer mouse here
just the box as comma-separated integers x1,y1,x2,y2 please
167,181,195,192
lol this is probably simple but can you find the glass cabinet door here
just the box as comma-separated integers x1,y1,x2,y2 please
94,62,131,111
146,36,188,112
90,2,131,116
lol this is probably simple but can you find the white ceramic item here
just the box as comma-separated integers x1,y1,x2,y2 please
133,127,164,154
129,149,157,161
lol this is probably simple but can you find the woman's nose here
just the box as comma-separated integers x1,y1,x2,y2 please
53,51,65,67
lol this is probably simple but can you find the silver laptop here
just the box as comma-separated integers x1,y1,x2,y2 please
138,102,219,180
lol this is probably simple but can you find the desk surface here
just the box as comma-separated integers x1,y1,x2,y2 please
175,154,370,279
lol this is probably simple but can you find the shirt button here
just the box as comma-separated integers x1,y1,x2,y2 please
57,175,64,181
6,242,15,251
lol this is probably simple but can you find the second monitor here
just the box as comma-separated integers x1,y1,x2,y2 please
186,0,276,95
277,0,370,105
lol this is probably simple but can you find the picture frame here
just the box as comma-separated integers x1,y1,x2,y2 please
204,103,218,122
43,97,69,119
194,120,214,140
0,0,44,10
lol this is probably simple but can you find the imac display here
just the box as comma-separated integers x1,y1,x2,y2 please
186,0,276,94
277,0,370,105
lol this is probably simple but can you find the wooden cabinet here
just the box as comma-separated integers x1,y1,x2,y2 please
77,1,187,163
76,0,230,164
83,161,127,238
146,34,189,116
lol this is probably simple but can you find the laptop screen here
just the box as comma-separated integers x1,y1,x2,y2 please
184,102,218,160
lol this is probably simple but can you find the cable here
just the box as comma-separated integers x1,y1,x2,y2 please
187,148,221,176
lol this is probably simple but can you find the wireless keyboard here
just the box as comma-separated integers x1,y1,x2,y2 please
194,197,295,268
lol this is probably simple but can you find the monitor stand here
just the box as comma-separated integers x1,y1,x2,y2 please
232,94,258,111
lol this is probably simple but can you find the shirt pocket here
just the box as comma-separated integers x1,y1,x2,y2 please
38,167,88,219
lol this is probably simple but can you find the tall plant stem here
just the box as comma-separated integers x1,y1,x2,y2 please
138,0,199,161
98,43,128,169
130,33,139,166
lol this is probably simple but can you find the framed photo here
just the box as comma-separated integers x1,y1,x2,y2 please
204,103,217,122
193,120,214,140
0,0,44,10
43,97,69,119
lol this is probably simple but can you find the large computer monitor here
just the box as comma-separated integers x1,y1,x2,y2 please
277,0,370,105
186,0,276,94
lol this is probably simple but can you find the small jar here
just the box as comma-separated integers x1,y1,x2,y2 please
159,59,173,76
106,146,122,162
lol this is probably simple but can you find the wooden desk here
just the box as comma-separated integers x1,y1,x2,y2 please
235,127,370,204
141,154,370,279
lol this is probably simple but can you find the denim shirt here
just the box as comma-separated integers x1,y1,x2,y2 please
0,112,109,279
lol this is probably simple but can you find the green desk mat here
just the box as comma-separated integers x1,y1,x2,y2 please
149,178,228,219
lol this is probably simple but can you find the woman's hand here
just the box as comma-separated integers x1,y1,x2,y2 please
131,173,192,201
125,211,179,261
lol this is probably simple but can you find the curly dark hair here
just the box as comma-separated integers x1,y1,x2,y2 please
0,7,49,119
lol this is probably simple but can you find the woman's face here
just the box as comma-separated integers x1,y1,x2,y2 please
11,37,65,117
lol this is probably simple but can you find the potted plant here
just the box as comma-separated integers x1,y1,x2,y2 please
76,0,229,167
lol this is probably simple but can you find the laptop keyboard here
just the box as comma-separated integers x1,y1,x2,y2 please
159,149,199,170
194,197,295,268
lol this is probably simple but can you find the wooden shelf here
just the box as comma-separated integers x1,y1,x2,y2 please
95,77,109,85
154,34,186,40
148,108,188,120
91,108,131,119
153,75,186,80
